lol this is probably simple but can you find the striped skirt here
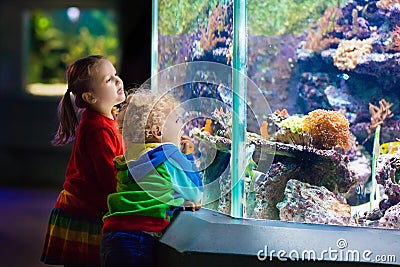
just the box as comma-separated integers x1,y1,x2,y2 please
40,191,103,266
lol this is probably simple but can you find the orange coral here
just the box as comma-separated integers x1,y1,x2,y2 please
391,25,400,52
303,109,352,150
377,0,400,10
275,108,289,117
303,6,342,52
200,5,229,51
364,99,394,142
260,121,270,139
203,119,214,135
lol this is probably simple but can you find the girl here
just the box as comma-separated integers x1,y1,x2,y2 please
41,55,126,267
100,89,203,267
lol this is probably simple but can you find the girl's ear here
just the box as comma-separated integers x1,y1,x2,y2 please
151,125,162,142
82,92,97,104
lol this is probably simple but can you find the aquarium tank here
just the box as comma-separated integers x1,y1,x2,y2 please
147,0,400,231
25,7,120,96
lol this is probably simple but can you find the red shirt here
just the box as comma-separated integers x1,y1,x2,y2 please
58,108,123,219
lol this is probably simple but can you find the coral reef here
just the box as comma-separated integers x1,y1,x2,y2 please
199,4,230,52
203,119,213,135
390,25,400,52
379,203,400,229
333,38,373,71
376,0,400,11
191,112,372,223
355,153,400,227
376,154,400,205
157,0,400,231
260,121,270,139
216,144,257,216
295,0,400,125
324,50,400,80
343,134,372,205
278,115,304,135
302,6,342,52
351,119,400,148
274,115,312,146
297,0,400,100
297,72,334,112
191,126,357,191
268,108,355,151
296,71,362,123
302,109,352,150
277,179,352,226
365,98,394,142
211,107,233,139
254,162,293,220
192,2,233,65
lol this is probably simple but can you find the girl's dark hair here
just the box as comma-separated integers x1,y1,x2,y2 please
52,55,106,146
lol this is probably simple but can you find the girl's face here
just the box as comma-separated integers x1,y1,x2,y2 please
89,59,126,115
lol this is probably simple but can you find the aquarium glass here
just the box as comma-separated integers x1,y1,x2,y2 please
153,0,400,231
24,7,120,96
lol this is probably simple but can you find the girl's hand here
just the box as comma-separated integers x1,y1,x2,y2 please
182,200,201,212
180,135,194,155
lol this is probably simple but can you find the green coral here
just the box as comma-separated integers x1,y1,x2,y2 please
278,115,304,134
275,115,313,146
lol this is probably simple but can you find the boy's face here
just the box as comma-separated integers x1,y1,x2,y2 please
161,109,184,146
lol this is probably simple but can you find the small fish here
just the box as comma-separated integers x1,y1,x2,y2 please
355,184,365,199
352,211,360,226
380,141,400,154
337,73,350,80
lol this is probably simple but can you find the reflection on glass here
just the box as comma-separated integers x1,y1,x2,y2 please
26,7,120,96
154,0,400,231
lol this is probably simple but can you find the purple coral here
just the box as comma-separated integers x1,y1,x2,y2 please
373,153,400,224
356,17,371,39
378,202,400,229
277,179,352,225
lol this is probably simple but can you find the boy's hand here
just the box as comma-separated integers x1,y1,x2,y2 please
182,200,201,212
180,135,195,155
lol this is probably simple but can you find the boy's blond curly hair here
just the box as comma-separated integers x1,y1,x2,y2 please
120,88,177,143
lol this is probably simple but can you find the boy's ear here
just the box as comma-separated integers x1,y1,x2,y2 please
151,125,162,141
82,92,97,104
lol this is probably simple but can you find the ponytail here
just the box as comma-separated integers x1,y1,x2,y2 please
51,90,79,146
51,55,106,145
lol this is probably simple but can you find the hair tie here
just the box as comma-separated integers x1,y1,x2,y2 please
66,88,72,94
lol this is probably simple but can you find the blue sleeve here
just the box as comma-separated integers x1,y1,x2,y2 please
164,150,203,202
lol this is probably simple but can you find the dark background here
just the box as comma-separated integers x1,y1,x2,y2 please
0,0,151,189
0,1,151,266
